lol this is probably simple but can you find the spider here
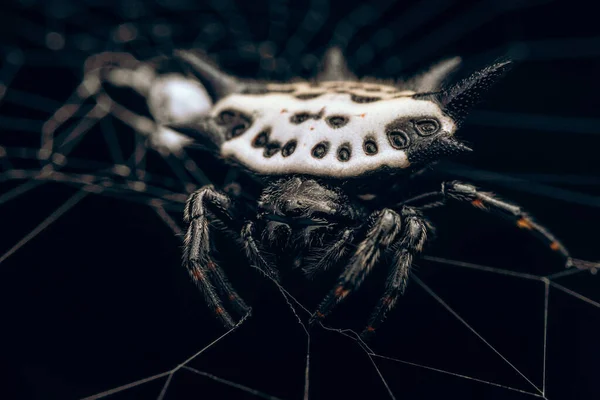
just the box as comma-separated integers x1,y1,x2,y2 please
163,48,597,337
43,51,213,157
59,47,595,338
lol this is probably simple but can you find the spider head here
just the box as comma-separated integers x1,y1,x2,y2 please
257,177,361,247
257,177,359,243
260,178,349,217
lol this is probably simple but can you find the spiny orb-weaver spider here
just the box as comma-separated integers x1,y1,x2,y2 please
64,47,597,337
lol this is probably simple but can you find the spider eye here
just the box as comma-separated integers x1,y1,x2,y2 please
415,119,440,136
387,130,410,149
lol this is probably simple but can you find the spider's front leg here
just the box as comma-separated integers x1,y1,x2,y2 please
183,185,251,328
303,228,355,278
310,207,429,336
241,221,281,280
362,208,429,337
438,181,597,272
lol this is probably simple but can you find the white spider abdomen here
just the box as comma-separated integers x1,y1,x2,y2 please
215,82,455,178
149,74,213,124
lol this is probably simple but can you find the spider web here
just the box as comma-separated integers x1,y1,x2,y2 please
1,0,599,399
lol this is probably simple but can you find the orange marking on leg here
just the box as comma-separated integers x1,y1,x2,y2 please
316,311,325,319
335,286,349,298
517,218,534,230
207,261,216,270
192,269,204,280
360,113,366,118
382,296,393,305
471,199,484,208
366,326,376,332
550,241,561,251
229,294,237,301
280,108,288,113
215,307,224,315
310,127,315,131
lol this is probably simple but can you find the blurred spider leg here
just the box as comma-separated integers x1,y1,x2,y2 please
438,181,598,272
241,221,280,281
102,100,207,185
310,209,402,324
361,207,429,338
179,150,212,187
184,186,251,327
41,52,146,155
103,97,156,136
41,88,107,159
52,102,110,158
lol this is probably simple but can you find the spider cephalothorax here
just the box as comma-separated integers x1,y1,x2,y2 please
165,48,592,337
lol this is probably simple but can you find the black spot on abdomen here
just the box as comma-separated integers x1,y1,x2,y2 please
216,108,253,139
252,128,271,148
326,115,349,129
337,143,352,162
363,137,378,155
388,130,410,149
290,112,311,124
290,111,323,124
263,141,281,158
282,140,297,157
312,141,330,159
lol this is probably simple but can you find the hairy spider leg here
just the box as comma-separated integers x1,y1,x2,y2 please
310,209,403,324
241,221,280,280
412,181,593,270
361,207,429,338
444,181,575,264
184,186,251,328
303,228,355,278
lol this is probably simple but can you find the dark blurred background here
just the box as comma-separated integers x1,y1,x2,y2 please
1,0,599,399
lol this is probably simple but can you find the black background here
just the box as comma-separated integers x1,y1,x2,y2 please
1,0,599,399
